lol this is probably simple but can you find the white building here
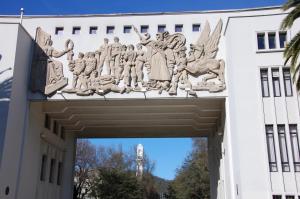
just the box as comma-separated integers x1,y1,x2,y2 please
0,5,299,199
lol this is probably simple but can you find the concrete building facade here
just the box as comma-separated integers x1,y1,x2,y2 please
0,6,299,199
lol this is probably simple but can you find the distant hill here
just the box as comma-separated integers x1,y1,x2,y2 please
153,175,171,194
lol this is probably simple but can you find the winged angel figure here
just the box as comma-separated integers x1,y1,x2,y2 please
185,19,225,92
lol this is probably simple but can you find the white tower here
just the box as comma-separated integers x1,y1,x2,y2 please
136,144,144,178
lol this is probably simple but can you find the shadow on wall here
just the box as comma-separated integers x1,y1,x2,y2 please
0,77,12,99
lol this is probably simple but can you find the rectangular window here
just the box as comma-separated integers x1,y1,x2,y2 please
175,24,183,32
158,25,166,33
57,162,63,185
89,26,98,34
266,125,278,172
286,196,295,199
55,27,64,35
283,68,293,97
192,24,200,32
268,32,277,49
123,26,132,34
60,127,65,140
40,155,47,181
53,121,58,135
289,125,300,172
260,69,270,97
272,69,281,97
72,27,81,35
106,26,115,34
141,25,149,33
273,196,282,199
278,125,290,172
279,31,287,48
49,158,56,183
44,114,51,130
257,33,266,50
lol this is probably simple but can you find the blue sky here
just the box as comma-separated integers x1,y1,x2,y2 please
1,0,286,180
1,0,285,15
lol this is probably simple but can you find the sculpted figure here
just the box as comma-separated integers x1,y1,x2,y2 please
96,38,110,76
109,37,122,77
123,44,138,89
91,75,126,95
135,43,146,84
31,27,72,95
186,20,225,92
115,45,127,84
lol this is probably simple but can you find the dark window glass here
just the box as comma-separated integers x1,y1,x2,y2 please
192,24,200,32
257,33,266,50
53,121,58,135
278,125,290,172
44,114,51,130
141,25,149,33
273,196,282,199
279,32,287,48
123,26,131,33
89,26,98,34
49,158,56,183
72,27,81,35
57,162,63,185
283,68,293,97
60,127,65,140
158,25,166,33
268,32,276,49
272,69,281,97
286,196,295,199
260,69,270,97
55,27,64,35
175,24,183,32
289,125,300,172
106,26,114,34
40,155,47,181
266,125,278,172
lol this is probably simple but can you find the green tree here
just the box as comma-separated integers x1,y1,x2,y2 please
281,0,300,91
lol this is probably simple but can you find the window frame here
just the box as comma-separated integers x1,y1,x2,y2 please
49,158,56,183
277,125,290,172
192,24,201,32
106,26,115,34
89,26,98,35
271,68,281,97
266,125,278,172
123,25,132,34
40,154,48,181
289,124,300,172
140,25,149,33
282,68,293,97
158,24,166,33
175,24,183,32
72,27,81,35
260,68,270,97
55,27,64,35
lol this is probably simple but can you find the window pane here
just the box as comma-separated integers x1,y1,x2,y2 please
257,33,265,50
273,195,282,199
55,27,63,35
278,125,290,172
260,69,270,97
279,32,287,48
266,125,278,172
44,114,50,130
60,127,65,140
175,24,183,32
49,158,56,183
57,162,63,185
268,32,276,49
40,155,47,181
286,196,295,199
283,68,293,97
290,125,300,172
53,121,58,135
193,24,200,32
123,26,131,33
89,27,97,34
272,69,281,97
158,25,166,33
141,25,149,33
72,27,80,35
106,26,114,34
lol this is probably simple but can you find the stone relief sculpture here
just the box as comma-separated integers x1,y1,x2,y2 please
30,20,225,97
31,27,73,95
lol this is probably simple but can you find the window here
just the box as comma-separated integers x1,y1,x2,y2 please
286,196,295,199
40,155,47,181
175,24,183,32
158,25,166,33
289,125,300,172
53,121,58,135
55,27,64,35
268,32,276,49
272,69,281,97
260,69,270,97
279,32,287,48
57,162,63,185
106,26,115,34
123,26,132,34
266,125,278,172
257,33,266,50
89,26,98,34
283,68,293,97
278,125,290,172
49,158,56,183
72,27,81,35
273,196,282,199
44,114,51,130
60,127,65,140
141,25,149,33
192,24,200,32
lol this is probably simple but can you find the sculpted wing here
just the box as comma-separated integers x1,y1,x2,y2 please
196,21,210,47
203,19,223,60
35,27,51,48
